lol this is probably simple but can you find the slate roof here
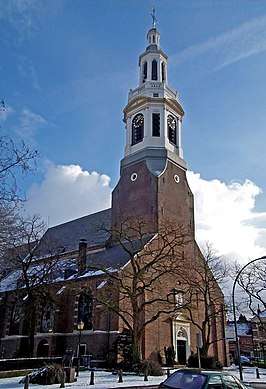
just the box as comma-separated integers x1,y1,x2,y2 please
86,233,156,270
39,208,112,256
0,205,156,293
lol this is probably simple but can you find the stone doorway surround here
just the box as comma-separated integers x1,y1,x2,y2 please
172,313,191,364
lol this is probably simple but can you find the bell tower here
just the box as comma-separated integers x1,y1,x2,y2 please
112,12,194,236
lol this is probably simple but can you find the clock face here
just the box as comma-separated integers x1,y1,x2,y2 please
133,114,144,128
167,114,176,130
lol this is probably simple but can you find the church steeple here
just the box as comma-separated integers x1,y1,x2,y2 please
112,14,194,237
123,14,185,174
139,9,166,85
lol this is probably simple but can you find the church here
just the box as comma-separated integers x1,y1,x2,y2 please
0,17,228,367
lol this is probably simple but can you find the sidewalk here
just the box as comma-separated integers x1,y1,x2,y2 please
1,366,266,389
0,370,164,389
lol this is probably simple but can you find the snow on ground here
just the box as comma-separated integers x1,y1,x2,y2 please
1,367,266,389
0,370,165,389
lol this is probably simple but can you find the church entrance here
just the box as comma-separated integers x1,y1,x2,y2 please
172,319,190,365
176,339,186,365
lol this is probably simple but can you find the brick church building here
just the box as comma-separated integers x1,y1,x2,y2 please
0,19,228,366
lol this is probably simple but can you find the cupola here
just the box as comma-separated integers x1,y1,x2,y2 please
122,9,185,172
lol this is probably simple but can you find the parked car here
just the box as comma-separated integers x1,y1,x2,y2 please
158,368,254,388
240,356,253,367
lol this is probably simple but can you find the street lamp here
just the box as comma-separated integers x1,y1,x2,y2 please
76,321,84,377
232,255,266,381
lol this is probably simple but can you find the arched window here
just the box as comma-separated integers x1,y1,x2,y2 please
152,60,158,80
9,298,22,335
167,114,177,145
132,114,144,145
78,292,93,330
40,303,54,333
142,62,147,83
161,62,165,82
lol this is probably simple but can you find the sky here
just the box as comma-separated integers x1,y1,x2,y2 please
0,0,266,265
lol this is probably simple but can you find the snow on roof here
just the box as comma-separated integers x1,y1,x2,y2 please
0,269,21,292
0,231,156,293
97,280,108,289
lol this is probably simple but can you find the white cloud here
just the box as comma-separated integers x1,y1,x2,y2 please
172,15,266,70
24,164,112,227
187,171,266,264
24,164,266,264
14,108,47,143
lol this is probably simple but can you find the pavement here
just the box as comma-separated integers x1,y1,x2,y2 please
1,366,266,389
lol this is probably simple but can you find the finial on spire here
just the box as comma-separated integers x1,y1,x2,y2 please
151,6,157,28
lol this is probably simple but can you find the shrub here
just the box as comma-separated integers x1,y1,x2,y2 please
140,359,163,376
20,364,63,385
112,329,135,371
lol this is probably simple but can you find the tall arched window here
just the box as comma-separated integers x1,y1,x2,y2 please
167,114,177,145
152,60,158,80
161,62,165,82
78,292,93,330
40,303,54,333
142,62,147,83
132,114,144,145
9,299,22,335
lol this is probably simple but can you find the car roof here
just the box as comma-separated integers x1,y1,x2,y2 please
174,369,231,376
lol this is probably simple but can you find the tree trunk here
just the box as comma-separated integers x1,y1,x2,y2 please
26,299,36,357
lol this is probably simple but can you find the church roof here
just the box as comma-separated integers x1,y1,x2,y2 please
40,208,112,256
0,206,156,293
86,233,155,270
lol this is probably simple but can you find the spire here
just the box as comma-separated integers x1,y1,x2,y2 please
122,12,185,168
146,7,160,51
150,6,157,28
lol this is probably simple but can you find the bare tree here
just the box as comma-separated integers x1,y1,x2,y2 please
236,259,266,329
6,214,59,356
0,99,39,278
0,136,38,205
0,205,17,255
178,243,229,358
92,216,194,364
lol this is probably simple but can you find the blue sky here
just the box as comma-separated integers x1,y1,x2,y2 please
1,0,266,263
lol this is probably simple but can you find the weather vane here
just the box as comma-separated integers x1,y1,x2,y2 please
151,6,157,28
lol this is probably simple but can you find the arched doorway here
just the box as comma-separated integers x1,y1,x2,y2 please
37,339,49,357
172,313,191,365
176,327,188,365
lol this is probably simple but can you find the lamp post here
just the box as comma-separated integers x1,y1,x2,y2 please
76,321,84,377
232,255,266,381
